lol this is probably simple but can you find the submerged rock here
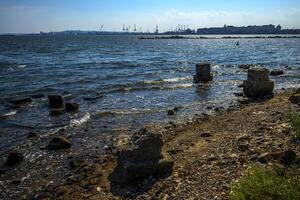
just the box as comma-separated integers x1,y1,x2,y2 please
50,108,64,116
48,95,64,108
5,150,23,166
239,64,253,70
270,69,284,76
110,128,173,184
47,136,71,150
10,97,32,105
30,94,45,99
194,62,213,83
83,95,103,101
27,132,37,138
65,102,79,112
243,68,274,98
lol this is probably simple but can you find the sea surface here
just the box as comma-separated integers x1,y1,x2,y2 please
0,35,300,153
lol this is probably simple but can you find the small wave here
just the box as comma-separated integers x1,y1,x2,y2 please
93,108,157,118
17,64,27,68
144,76,192,84
107,83,193,93
70,113,91,127
0,110,17,119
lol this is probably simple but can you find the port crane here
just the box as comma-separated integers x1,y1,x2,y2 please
100,24,104,32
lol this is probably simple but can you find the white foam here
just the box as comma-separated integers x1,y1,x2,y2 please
0,110,17,118
18,64,27,68
70,113,91,127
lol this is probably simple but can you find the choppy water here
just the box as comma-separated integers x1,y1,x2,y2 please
0,35,300,152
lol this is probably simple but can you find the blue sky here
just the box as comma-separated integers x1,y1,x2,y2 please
0,0,300,33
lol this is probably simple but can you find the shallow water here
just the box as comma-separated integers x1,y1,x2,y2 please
0,35,300,152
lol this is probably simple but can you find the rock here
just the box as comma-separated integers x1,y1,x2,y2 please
50,108,64,116
270,69,284,76
5,150,23,166
238,143,249,152
11,179,21,185
10,97,32,105
30,94,45,99
257,153,268,164
237,97,250,104
68,156,86,169
250,154,258,161
239,64,252,70
194,62,213,83
237,134,251,143
200,132,212,137
238,84,244,88
243,68,274,98
234,92,244,97
167,110,175,116
289,93,300,105
47,136,71,150
83,95,103,101
65,102,79,112
27,132,37,138
281,150,297,166
110,128,173,184
48,95,64,108
207,154,217,161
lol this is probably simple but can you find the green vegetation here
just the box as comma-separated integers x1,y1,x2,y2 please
228,165,300,200
289,112,300,137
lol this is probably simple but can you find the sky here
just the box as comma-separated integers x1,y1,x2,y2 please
0,0,300,33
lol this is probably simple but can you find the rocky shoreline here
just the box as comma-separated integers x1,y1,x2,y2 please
0,87,299,199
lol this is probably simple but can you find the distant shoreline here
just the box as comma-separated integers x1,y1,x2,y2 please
139,35,300,40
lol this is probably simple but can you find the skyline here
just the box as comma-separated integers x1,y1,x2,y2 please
0,0,300,34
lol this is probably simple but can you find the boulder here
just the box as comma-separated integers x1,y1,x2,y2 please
111,128,173,184
289,93,300,105
10,97,32,105
194,62,213,83
270,69,284,76
65,102,79,112
48,95,64,108
47,136,71,150
5,150,23,166
243,68,274,98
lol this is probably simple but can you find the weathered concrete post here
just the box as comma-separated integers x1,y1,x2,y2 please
243,68,274,98
194,62,213,83
109,128,173,185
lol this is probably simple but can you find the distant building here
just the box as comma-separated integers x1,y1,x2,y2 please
197,24,282,34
